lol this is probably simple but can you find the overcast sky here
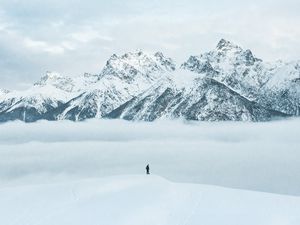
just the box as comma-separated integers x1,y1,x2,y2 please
0,0,300,90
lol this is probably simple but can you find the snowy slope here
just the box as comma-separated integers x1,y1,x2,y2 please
0,72,80,122
0,88,69,122
259,61,300,115
107,69,286,121
0,175,299,225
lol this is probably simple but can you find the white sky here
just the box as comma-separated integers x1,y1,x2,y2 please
0,0,300,90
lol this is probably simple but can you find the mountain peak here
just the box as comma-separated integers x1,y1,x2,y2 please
33,71,75,92
216,39,241,51
154,52,176,71
36,71,65,85
106,50,148,64
45,71,63,79
102,50,176,79
0,88,10,95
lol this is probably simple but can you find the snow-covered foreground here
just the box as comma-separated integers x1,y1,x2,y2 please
1,175,300,225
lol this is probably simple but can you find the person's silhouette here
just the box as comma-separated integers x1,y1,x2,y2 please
146,164,150,175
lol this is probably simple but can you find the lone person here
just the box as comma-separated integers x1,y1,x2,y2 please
146,164,150,175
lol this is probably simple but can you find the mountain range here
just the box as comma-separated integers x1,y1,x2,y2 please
0,39,299,122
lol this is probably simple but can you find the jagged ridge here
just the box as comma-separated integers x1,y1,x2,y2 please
0,40,298,122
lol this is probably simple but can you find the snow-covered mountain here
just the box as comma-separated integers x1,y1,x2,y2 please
106,70,285,121
0,40,299,122
182,39,300,116
54,51,176,121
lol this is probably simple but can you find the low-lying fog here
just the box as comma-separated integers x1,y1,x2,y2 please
0,119,299,196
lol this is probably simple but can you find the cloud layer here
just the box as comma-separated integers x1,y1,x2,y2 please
0,119,299,196
0,0,300,89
